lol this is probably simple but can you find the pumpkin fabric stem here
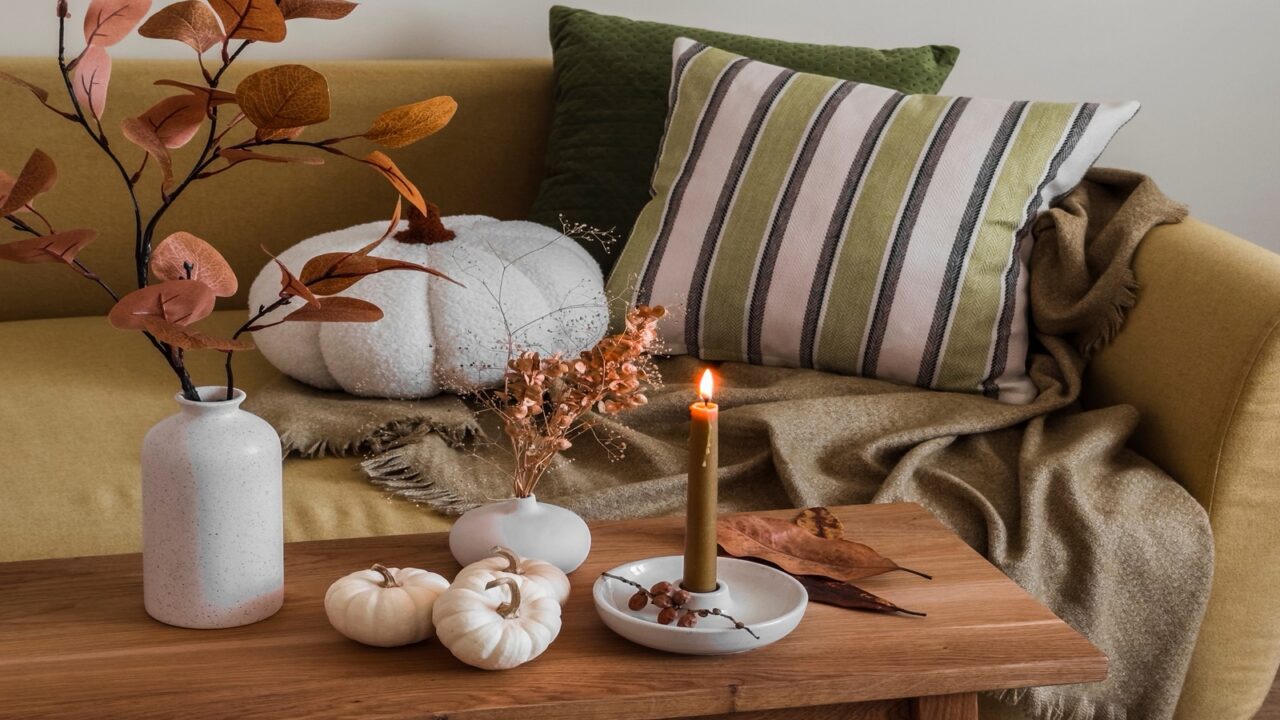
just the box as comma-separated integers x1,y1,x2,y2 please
395,202,456,245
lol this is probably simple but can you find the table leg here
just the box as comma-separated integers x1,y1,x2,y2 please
913,692,978,720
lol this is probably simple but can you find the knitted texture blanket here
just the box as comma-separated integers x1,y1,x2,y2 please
247,169,1208,720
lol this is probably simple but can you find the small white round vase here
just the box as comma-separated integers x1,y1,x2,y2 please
141,387,284,629
448,495,591,573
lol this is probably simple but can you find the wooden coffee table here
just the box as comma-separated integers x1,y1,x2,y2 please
0,503,1105,719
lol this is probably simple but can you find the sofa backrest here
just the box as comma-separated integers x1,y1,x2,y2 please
0,58,553,322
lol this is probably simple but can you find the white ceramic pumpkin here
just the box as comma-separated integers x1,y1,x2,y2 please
433,575,561,670
454,545,571,606
324,564,449,647
247,211,608,398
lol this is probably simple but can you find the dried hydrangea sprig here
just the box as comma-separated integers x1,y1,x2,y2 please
601,572,760,639
483,304,666,498
0,0,458,401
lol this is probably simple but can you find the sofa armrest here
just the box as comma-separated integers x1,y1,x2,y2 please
1084,217,1280,720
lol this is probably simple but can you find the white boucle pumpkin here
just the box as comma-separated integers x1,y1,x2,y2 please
247,214,608,398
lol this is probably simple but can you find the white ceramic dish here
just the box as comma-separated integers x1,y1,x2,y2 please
593,555,807,655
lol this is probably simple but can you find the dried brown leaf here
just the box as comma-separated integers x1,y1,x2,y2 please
0,149,58,216
364,96,457,149
220,147,324,168
149,231,237,296
794,507,844,540
108,279,216,330
236,64,330,130
279,0,358,20
795,575,926,617
717,515,929,583
83,0,153,47
138,0,224,53
208,0,286,42
134,94,207,149
0,71,51,103
121,116,174,192
276,295,382,323
299,248,450,296
364,150,425,215
142,317,253,351
261,246,319,307
255,126,304,142
73,45,112,119
154,79,238,106
0,229,98,266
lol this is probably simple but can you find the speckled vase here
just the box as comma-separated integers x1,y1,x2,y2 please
448,494,591,573
141,386,284,629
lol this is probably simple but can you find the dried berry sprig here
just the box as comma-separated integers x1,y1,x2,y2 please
601,572,760,640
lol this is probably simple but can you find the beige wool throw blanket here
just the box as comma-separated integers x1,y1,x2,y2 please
248,169,1210,720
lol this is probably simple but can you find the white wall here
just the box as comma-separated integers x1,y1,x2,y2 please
3,1,1277,249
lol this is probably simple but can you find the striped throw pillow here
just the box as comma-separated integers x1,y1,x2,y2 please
607,39,1138,403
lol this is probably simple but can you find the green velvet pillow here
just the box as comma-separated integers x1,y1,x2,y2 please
529,6,961,272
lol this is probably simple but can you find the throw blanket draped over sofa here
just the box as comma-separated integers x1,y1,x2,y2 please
250,169,1210,720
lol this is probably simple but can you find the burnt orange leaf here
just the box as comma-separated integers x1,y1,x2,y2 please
0,149,58,216
261,246,319,307
255,126,304,142
364,150,425,215
138,0,224,53
121,116,174,192
208,0,286,42
108,279,216,330
154,79,238,106
149,231,237,296
795,576,926,617
133,94,208,149
0,229,98,266
142,318,254,352
299,224,456,296
363,96,457,149
279,0,358,20
0,71,51,104
236,64,330,130
276,296,382,324
73,45,112,119
219,147,324,168
794,507,844,540
83,0,153,48
717,515,931,583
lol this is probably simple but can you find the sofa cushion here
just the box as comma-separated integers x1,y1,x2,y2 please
527,6,959,272
0,311,450,563
608,40,1137,403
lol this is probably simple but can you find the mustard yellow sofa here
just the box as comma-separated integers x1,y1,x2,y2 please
1,58,1277,720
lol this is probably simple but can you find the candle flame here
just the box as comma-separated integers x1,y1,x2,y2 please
698,368,715,403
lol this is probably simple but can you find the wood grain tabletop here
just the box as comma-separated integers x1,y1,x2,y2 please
0,503,1106,719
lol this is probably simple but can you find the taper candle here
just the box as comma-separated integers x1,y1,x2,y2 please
684,368,719,593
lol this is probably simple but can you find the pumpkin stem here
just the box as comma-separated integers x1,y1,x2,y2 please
491,545,523,575
394,202,455,245
371,563,401,588
486,577,522,619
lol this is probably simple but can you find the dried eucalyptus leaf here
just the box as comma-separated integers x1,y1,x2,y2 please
84,0,152,47
149,231,237,296
364,96,457,149
138,0,224,53
236,64,330,130
717,515,929,583
108,279,216,330
208,0,286,42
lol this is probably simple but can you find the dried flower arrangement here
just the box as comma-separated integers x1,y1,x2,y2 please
485,304,667,498
0,0,458,402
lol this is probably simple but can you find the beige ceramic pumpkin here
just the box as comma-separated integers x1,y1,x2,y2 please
433,575,561,670
324,564,449,647
454,545,571,606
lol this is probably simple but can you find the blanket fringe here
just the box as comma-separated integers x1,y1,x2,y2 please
1078,270,1140,360
360,449,478,516
987,687,1127,720
280,417,482,459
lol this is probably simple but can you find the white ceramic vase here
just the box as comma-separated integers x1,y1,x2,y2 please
448,494,591,573
141,386,284,629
